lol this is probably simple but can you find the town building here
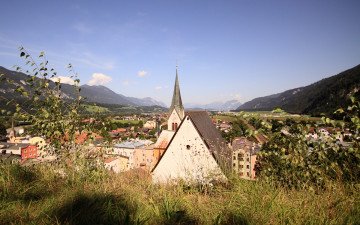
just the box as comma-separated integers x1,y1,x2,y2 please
0,142,38,162
104,156,130,173
134,146,155,170
153,130,175,164
152,111,231,183
232,137,261,180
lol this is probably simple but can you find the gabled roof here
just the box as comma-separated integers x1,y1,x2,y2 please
152,111,231,174
168,69,184,120
187,111,231,172
154,130,175,149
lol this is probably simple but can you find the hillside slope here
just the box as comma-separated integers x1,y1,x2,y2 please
237,64,360,115
0,66,166,108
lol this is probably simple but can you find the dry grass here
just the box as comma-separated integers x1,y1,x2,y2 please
0,164,359,224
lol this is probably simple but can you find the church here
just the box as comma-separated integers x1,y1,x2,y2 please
151,68,231,183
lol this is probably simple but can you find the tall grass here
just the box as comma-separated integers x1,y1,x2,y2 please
0,164,359,224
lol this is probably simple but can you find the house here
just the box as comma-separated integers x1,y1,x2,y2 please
1,153,21,164
104,156,130,173
306,127,343,142
144,121,156,129
153,130,175,164
232,137,261,180
219,122,232,132
106,140,145,169
152,111,231,184
0,142,38,162
6,126,24,136
21,144,38,162
134,146,155,170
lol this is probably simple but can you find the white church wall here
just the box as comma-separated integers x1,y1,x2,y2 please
152,116,226,184
168,109,182,131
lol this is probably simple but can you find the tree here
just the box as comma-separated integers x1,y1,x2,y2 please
0,123,6,135
0,47,111,166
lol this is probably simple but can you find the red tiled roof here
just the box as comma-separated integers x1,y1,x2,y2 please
154,130,175,149
105,158,117,163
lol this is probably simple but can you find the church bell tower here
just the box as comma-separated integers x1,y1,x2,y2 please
168,67,184,131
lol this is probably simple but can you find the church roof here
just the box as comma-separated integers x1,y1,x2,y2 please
186,111,232,173
152,111,232,174
169,69,184,120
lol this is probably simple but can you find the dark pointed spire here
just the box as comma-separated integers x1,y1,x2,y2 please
169,67,184,120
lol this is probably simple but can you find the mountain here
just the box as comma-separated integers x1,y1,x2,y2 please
185,100,242,111
236,64,360,116
0,66,167,108
126,96,167,108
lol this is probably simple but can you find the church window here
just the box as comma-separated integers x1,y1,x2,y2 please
186,145,191,150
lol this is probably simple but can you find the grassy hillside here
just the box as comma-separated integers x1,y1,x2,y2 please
237,64,360,116
1,164,359,224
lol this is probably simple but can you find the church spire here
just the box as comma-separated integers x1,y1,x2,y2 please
169,66,184,120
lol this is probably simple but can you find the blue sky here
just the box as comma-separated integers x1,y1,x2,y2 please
1,0,359,107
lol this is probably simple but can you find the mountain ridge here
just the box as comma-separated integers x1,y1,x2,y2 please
236,64,360,116
0,66,167,108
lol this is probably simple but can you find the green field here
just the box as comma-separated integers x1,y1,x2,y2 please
213,113,322,123
82,105,110,113
212,115,237,122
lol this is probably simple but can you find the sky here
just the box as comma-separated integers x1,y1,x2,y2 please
0,0,360,107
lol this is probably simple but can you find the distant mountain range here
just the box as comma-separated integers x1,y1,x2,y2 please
0,66,167,108
236,64,360,116
185,100,242,111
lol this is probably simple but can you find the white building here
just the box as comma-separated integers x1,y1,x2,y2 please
152,111,231,184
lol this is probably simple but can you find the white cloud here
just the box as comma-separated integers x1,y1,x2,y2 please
123,81,129,86
164,85,169,89
138,70,148,77
155,86,162,90
50,76,75,85
88,73,112,86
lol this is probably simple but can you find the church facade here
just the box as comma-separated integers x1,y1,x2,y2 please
151,69,231,183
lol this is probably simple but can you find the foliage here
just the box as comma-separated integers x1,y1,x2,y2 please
0,47,111,164
0,123,6,136
256,94,360,189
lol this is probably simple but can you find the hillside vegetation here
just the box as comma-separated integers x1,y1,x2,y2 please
237,64,360,116
1,164,359,224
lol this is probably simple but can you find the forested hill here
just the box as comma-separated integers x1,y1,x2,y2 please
236,64,360,116
0,66,166,108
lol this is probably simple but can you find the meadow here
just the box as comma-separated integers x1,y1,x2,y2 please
1,163,359,224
